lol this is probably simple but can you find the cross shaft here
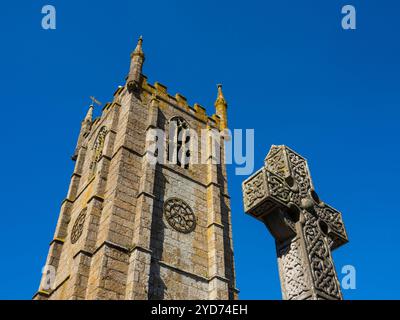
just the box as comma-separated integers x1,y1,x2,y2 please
243,145,348,300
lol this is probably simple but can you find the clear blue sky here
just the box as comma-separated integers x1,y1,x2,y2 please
0,0,399,300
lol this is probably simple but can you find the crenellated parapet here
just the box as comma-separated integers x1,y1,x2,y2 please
97,79,224,133
139,77,224,129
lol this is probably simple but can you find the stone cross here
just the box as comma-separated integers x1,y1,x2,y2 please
242,145,348,300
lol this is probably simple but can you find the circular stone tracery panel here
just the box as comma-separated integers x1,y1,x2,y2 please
70,209,87,244
164,198,196,234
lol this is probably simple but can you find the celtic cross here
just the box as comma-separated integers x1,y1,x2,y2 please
242,145,348,300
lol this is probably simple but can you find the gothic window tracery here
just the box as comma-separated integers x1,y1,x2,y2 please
70,208,87,244
167,117,191,169
89,126,108,177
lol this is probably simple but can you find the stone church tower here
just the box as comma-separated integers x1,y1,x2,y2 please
34,37,238,300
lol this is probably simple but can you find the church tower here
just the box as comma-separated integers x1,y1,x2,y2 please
34,37,238,300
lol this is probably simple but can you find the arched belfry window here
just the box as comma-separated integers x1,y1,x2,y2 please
89,126,108,177
168,117,190,169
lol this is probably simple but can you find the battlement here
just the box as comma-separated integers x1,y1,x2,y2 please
142,76,219,125
85,80,221,151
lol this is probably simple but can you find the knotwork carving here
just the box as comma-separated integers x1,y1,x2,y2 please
315,205,346,238
279,238,309,300
243,145,348,300
267,172,291,204
302,211,341,299
287,150,310,197
265,171,300,207
265,146,289,178
244,170,266,209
